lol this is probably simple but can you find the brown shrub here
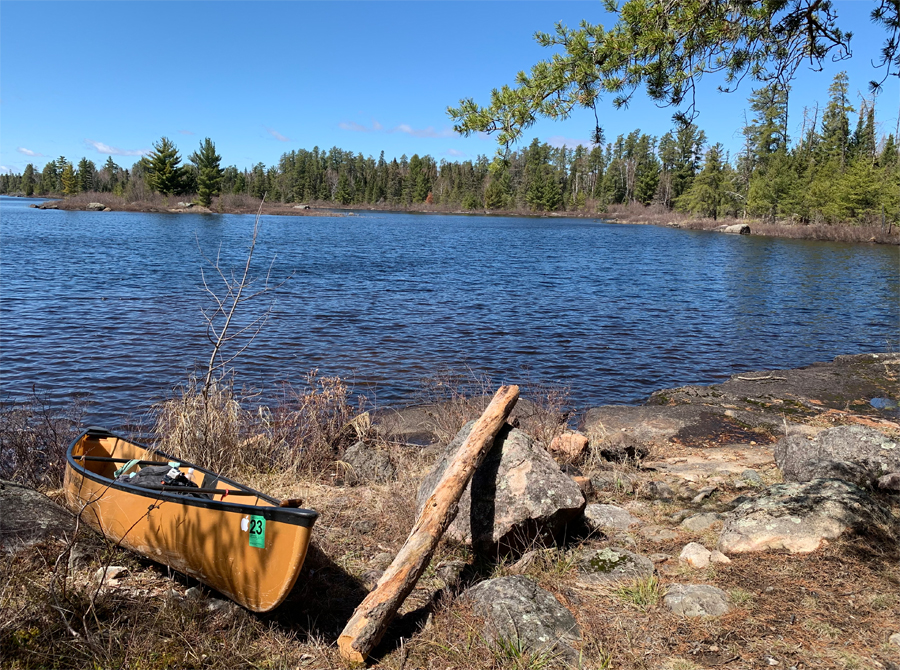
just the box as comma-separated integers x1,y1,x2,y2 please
0,390,86,489
150,371,368,482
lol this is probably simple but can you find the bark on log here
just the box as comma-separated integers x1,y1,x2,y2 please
337,385,520,664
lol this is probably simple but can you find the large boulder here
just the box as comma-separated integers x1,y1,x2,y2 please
416,422,585,551
722,224,751,235
0,480,77,554
718,479,892,554
774,425,899,487
467,576,581,663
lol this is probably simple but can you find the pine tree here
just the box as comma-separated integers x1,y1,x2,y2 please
77,158,96,192
61,162,78,195
22,164,35,196
677,144,725,219
189,138,224,207
820,72,854,166
146,137,183,195
103,157,120,193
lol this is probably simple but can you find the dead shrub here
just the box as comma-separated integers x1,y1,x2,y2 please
415,369,572,449
151,376,250,474
0,389,86,490
150,370,368,482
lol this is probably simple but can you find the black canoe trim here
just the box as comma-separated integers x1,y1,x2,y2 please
67,427,319,528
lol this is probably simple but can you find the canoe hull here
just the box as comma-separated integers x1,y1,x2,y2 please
65,428,317,613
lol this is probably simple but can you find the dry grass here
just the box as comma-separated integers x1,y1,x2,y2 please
3,378,900,669
151,371,368,481
0,389,86,489
604,201,900,245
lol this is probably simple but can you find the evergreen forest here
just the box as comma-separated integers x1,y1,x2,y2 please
2,73,897,225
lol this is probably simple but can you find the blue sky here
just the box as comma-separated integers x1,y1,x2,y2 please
1,1,897,174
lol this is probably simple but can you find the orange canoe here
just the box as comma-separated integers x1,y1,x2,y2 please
65,427,318,612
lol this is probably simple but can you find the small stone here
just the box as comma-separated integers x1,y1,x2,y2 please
692,486,717,503
436,560,467,586
589,472,635,494
670,509,693,523
571,475,593,496
583,503,641,531
352,519,377,534
185,586,203,600
640,525,679,542
360,569,384,590
679,542,711,568
94,566,128,585
367,551,394,570
878,473,900,491
206,597,238,614
664,584,731,617
509,550,543,574
764,656,780,666
741,469,764,486
649,553,671,563
549,432,589,462
890,632,900,648
680,512,723,532
574,547,654,583
467,576,581,662
641,481,675,501
709,550,731,564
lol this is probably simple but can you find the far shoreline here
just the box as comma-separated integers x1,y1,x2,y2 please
12,192,899,246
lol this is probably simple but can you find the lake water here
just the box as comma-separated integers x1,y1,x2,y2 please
1,195,898,426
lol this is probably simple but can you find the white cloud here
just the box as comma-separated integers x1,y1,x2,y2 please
338,119,385,133
0,165,13,173
339,118,456,138
545,135,595,149
393,124,455,139
266,128,290,142
179,129,195,135
444,149,466,157
85,140,149,156
17,147,44,157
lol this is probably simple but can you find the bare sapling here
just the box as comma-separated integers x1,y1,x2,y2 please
198,194,289,398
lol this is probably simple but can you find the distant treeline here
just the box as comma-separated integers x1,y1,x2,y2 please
2,72,897,224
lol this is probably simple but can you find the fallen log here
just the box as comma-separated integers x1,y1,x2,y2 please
337,385,520,664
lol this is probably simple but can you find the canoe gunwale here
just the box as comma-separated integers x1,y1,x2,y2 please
66,427,318,528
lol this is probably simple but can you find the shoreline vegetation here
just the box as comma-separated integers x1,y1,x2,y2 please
16,191,900,245
3,70,898,247
2,354,898,669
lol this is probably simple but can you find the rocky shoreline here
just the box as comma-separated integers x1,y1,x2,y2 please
4,352,899,669
22,195,899,244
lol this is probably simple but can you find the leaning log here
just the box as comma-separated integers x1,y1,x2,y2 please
337,385,520,664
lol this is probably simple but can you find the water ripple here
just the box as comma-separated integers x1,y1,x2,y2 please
1,196,898,426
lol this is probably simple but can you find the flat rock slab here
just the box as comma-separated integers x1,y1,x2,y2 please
648,353,900,425
574,547,654,584
718,479,893,554
664,584,731,617
583,504,641,531
467,575,581,662
645,445,774,483
582,354,899,454
0,479,77,554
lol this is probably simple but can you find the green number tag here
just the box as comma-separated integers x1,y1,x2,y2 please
248,515,266,548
